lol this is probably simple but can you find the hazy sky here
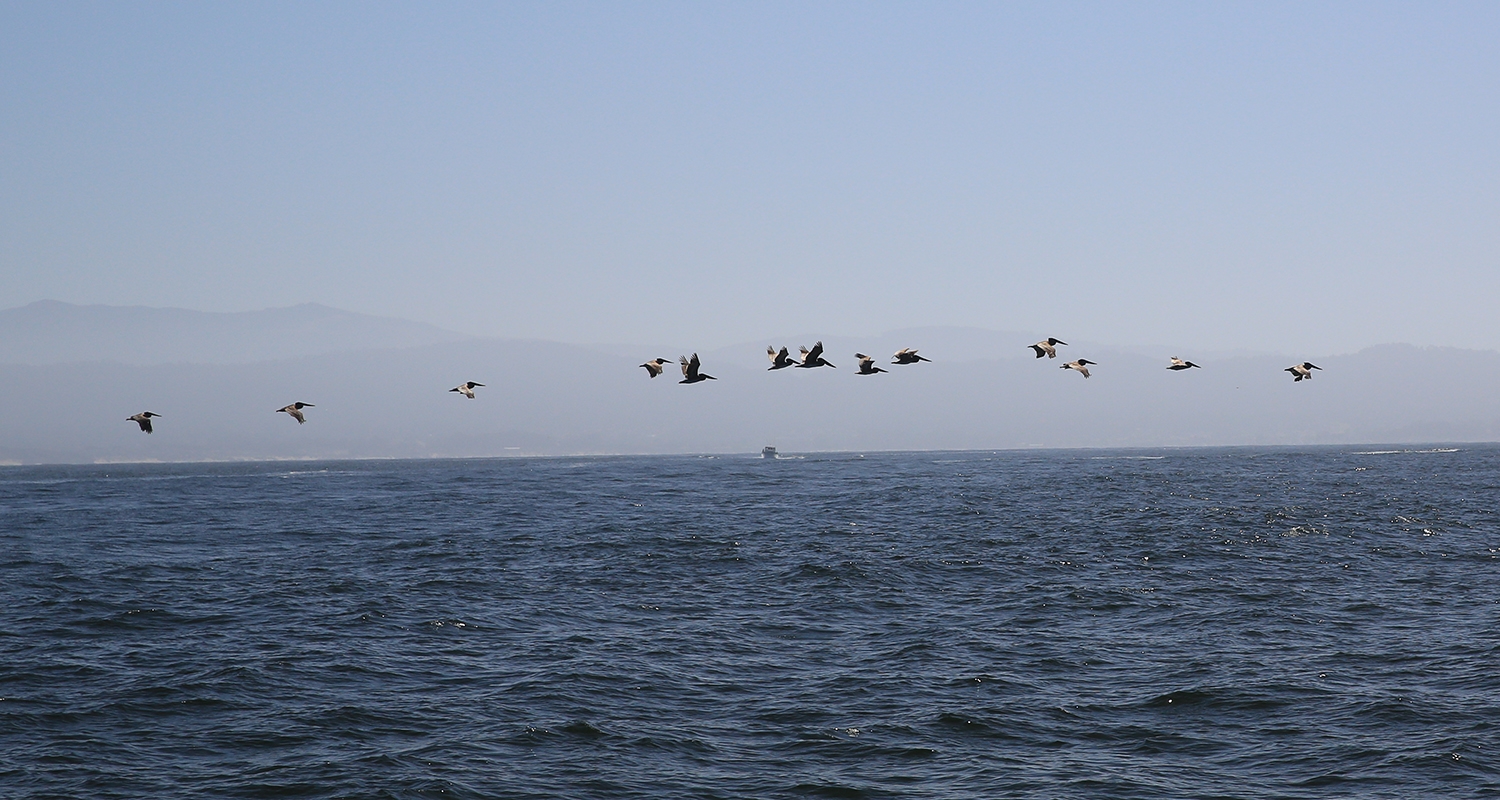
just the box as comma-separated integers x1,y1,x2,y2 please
3,2,1496,353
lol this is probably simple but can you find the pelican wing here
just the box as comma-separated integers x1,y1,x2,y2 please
807,341,825,361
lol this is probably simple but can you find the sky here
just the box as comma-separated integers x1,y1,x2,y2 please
2,1,1497,354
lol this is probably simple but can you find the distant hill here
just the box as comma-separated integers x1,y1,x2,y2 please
1,330,1497,463
0,300,470,365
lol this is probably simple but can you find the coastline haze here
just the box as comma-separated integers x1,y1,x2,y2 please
1,300,1496,463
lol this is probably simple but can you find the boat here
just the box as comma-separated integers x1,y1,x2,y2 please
762,446,777,459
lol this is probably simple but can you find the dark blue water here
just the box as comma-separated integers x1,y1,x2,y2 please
3,447,1499,798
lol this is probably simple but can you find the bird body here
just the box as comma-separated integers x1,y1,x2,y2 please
1167,357,1201,371
855,353,887,375
640,358,672,378
892,348,930,365
277,402,315,423
679,353,716,384
127,411,161,434
767,346,797,370
1286,362,1322,382
1061,359,1096,378
1030,338,1067,359
797,341,835,368
450,381,485,398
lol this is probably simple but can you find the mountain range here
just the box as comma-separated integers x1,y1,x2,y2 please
0,300,468,365
2,301,1496,463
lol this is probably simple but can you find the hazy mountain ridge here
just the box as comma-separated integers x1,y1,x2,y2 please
2,302,1497,463
2,330,1498,463
0,300,471,365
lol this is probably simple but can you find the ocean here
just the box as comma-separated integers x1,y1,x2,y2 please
3,447,1498,798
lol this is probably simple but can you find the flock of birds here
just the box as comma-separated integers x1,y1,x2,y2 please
123,338,1325,434
635,339,1322,385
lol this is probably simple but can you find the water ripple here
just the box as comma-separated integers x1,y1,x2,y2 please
3,447,1500,797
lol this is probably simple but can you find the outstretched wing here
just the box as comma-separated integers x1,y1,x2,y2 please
807,341,825,361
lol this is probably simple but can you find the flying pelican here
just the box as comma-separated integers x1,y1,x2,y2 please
796,341,836,369
277,402,315,424
855,354,888,375
1167,357,1202,371
127,411,162,434
892,348,930,365
450,381,485,398
1061,359,1096,378
640,358,672,378
1030,338,1067,359
679,353,716,384
767,346,797,370
1286,362,1322,382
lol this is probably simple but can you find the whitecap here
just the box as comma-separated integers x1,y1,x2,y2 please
1353,448,1461,455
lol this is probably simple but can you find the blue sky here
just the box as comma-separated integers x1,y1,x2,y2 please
2,2,1496,353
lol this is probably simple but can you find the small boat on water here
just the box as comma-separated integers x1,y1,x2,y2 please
762,446,778,459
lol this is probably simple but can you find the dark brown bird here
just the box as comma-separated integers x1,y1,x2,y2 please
127,411,162,434
679,353,716,384
1286,362,1322,382
767,346,797,370
1030,338,1067,359
1061,359,1096,378
796,341,835,369
892,348,930,365
856,354,887,375
277,402,315,424
640,358,672,378
450,381,485,398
